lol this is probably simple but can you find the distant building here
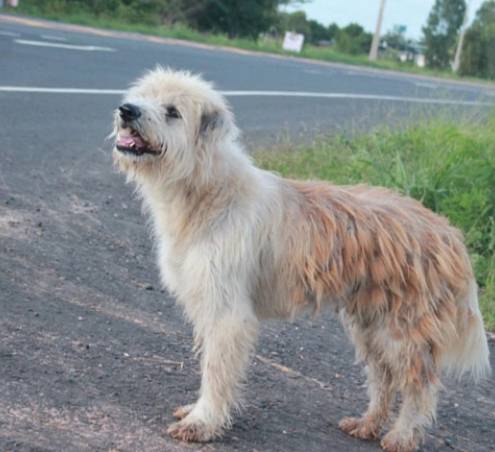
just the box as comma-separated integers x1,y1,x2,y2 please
415,53,426,68
382,38,425,68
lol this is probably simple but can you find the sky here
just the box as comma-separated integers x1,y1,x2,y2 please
285,0,485,39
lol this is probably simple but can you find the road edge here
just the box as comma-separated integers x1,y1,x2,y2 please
1,13,495,92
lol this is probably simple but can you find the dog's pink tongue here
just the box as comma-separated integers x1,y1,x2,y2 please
116,134,145,148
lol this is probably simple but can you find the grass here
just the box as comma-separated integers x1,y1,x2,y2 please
5,4,493,84
255,117,495,330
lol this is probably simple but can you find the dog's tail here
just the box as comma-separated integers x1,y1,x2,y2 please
441,280,491,380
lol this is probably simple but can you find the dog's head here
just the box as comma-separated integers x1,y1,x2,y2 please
112,67,237,184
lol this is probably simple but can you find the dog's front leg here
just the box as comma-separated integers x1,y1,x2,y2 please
168,301,259,442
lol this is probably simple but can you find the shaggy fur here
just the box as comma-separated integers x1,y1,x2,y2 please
112,67,491,451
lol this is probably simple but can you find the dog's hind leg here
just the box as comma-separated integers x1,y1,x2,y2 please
340,361,395,440
380,357,439,452
167,299,259,442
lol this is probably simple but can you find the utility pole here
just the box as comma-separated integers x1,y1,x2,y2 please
453,1,470,73
369,0,387,61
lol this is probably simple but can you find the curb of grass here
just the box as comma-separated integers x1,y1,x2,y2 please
1,12,495,92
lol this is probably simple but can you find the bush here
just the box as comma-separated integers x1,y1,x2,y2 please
256,117,495,329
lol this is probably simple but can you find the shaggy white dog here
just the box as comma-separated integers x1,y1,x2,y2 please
112,67,490,451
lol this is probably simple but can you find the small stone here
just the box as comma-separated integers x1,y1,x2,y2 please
444,437,454,448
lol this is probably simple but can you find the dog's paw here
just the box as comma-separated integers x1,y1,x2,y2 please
167,418,217,442
339,416,361,434
172,404,195,420
339,416,380,440
380,431,418,452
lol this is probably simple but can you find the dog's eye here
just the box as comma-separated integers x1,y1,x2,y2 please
165,105,181,119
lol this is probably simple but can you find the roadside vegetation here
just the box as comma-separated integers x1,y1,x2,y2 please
256,116,495,329
7,0,495,82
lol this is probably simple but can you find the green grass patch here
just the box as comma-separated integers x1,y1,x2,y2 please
256,117,495,330
5,5,493,84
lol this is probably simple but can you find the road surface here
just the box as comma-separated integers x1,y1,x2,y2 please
0,14,494,452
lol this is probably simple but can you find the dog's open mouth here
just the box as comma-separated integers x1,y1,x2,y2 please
115,128,160,156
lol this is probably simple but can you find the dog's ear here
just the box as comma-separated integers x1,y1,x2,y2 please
196,105,237,151
196,108,228,150
199,110,222,137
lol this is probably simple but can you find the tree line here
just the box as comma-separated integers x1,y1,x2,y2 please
15,0,495,79
18,0,372,52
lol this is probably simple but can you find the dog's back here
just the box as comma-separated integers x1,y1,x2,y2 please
268,180,490,380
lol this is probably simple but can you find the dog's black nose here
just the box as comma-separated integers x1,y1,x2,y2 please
119,103,141,121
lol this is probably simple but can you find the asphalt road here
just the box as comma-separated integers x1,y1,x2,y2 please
1,14,494,452
1,14,495,144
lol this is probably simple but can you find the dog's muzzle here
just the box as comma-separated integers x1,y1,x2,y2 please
119,103,141,122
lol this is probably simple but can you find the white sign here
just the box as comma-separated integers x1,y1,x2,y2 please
283,32,304,53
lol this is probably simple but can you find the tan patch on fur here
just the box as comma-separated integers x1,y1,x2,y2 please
280,181,471,359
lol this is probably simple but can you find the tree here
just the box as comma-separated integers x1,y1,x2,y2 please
383,26,408,51
460,0,495,78
422,0,466,69
327,23,340,42
285,10,311,36
336,23,372,55
308,19,330,44
186,0,284,39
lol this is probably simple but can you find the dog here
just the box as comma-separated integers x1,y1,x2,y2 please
112,67,490,451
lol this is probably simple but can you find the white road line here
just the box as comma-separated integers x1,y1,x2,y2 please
14,39,115,52
415,82,439,89
223,91,493,107
40,34,67,42
0,86,492,107
0,87,124,94
303,69,323,75
0,30,20,37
